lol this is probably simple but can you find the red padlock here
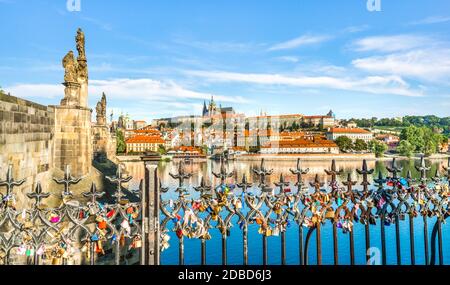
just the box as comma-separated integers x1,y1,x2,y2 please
176,229,183,239
106,209,115,218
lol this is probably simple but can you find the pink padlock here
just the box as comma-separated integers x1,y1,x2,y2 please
50,215,60,223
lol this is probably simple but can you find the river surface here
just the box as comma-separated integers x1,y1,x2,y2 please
123,158,450,265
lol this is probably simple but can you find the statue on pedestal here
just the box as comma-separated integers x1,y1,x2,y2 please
61,51,80,106
62,51,78,83
75,28,88,107
96,93,107,125
76,28,88,82
76,28,86,61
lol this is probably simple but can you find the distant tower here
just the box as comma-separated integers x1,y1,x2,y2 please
208,96,217,116
327,110,336,119
202,100,209,117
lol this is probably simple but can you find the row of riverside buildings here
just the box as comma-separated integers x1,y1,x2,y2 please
119,97,378,156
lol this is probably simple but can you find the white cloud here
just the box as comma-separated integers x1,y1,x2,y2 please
172,37,262,53
352,35,430,53
185,70,421,97
88,78,250,104
409,16,450,25
5,78,249,103
268,35,331,51
276,56,300,63
4,84,63,99
4,78,251,120
352,48,450,82
342,25,370,33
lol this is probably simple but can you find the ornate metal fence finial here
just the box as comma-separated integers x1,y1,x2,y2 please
432,168,442,183
253,159,273,189
53,165,81,199
236,174,252,194
324,159,343,183
274,173,289,196
357,159,374,193
415,156,430,185
290,158,309,194
106,164,132,202
194,177,212,197
169,161,192,196
0,165,26,199
374,171,387,190
342,173,357,201
212,157,234,185
82,183,105,204
309,174,325,193
27,182,50,207
387,158,403,181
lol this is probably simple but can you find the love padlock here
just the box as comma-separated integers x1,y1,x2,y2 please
131,236,142,249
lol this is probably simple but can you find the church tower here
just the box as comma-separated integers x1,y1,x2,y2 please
202,100,208,117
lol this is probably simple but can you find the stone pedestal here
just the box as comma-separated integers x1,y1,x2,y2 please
52,105,92,177
92,125,117,162
60,82,81,107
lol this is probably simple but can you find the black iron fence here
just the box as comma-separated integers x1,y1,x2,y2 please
0,163,161,265
0,157,449,265
159,157,450,265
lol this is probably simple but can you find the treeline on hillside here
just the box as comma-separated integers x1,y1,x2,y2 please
341,116,450,135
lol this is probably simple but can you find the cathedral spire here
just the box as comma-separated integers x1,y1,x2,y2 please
202,100,208,117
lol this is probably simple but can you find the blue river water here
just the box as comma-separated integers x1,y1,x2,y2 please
125,158,450,265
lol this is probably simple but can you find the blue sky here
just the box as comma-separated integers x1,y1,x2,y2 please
1,0,450,122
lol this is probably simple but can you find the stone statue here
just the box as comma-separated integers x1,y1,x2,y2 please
75,28,88,106
101,93,107,117
96,93,107,125
62,51,78,83
60,28,89,107
76,28,86,61
96,102,102,121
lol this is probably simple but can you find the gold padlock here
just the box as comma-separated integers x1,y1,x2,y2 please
23,221,33,229
52,257,62,265
325,209,335,219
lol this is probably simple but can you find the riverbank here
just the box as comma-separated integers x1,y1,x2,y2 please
236,153,450,162
236,153,376,161
117,153,450,163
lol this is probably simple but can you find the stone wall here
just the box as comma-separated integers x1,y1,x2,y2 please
92,125,117,162
52,105,92,177
0,93,55,205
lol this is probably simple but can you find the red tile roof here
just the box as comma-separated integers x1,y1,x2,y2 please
329,128,371,134
303,115,333,119
126,135,165,144
263,139,338,148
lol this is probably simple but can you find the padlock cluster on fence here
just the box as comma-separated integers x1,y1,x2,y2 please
159,157,450,265
0,165,143,265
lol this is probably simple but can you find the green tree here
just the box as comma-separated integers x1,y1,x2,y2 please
335,136,353,152
400,126,425,152
368,140,387,158
157,144,167,155
397,140,415,158
400,125,444,155
353,139,368,151
116,129,126,154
